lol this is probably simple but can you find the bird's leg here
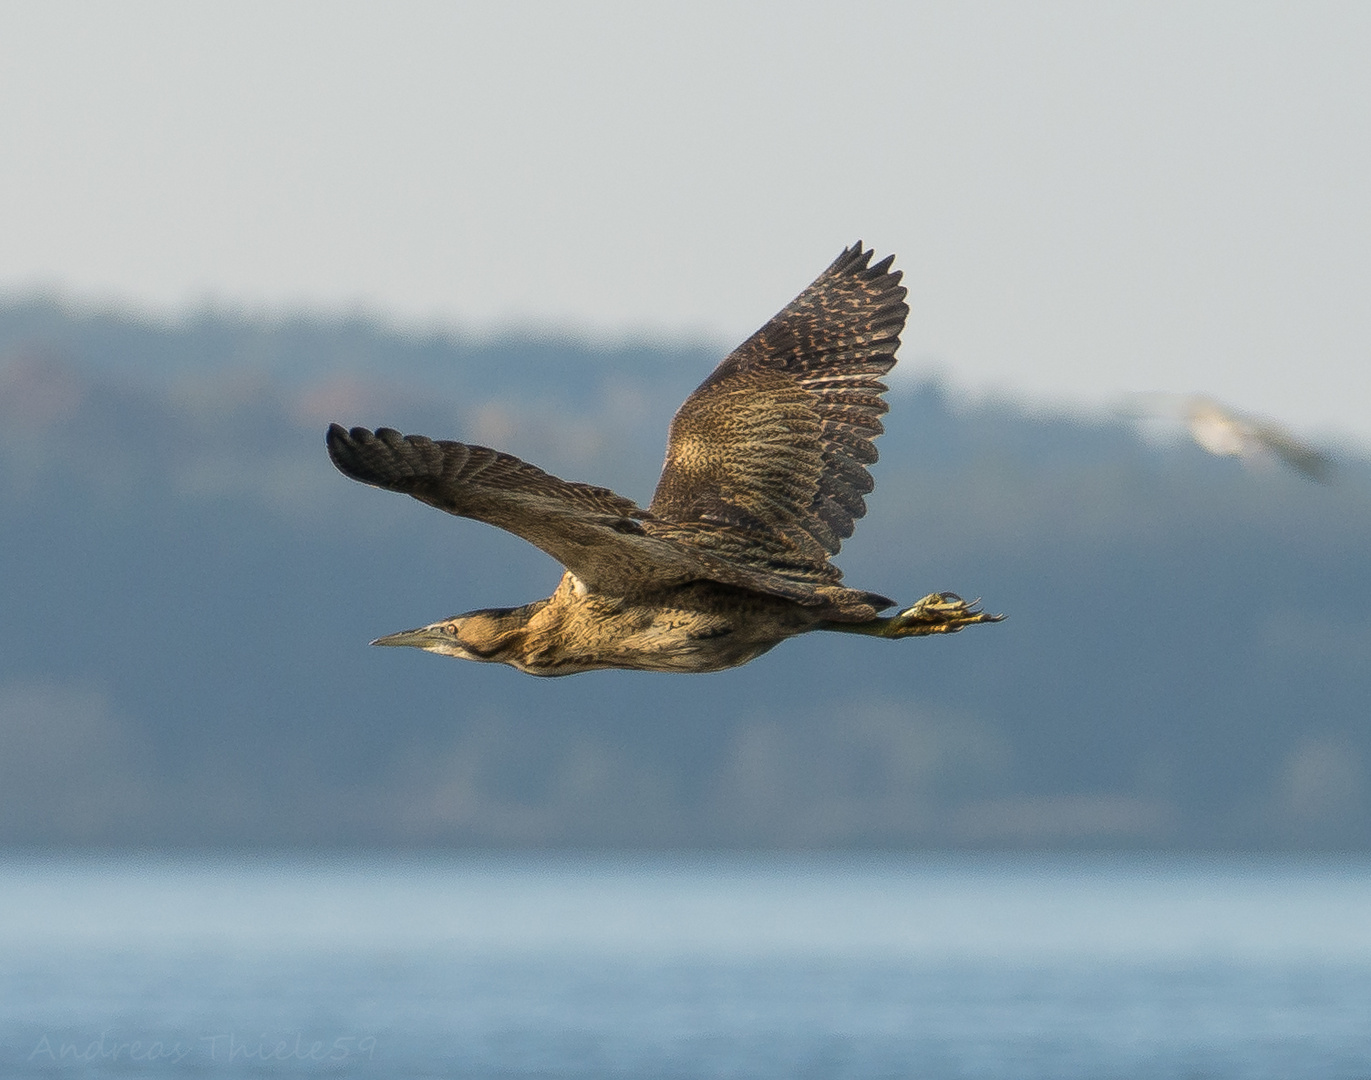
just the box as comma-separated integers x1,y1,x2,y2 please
824,593,1004,638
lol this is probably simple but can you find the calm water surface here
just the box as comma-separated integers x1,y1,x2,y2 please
1,854,1369,1078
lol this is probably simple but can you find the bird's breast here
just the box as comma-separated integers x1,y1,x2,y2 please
516,583,814,675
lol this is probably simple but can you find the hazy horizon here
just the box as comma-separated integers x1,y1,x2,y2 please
3,303,1368,852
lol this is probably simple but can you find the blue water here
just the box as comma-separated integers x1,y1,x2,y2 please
2,855,1370,1078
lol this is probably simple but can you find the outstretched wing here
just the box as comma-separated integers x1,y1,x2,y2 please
326,424,833,602
648,242,907,583
1249,422,1334,483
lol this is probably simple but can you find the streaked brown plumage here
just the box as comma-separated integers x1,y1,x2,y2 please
326,243,1002,675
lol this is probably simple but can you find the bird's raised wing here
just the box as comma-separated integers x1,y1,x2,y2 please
326,424,833,602
648,243,907,583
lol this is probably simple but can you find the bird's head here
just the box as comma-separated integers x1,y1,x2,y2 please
371,606,532,664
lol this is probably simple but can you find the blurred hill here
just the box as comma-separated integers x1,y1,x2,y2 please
2,299,1369,851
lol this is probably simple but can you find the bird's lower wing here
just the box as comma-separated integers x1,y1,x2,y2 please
326,425,829,602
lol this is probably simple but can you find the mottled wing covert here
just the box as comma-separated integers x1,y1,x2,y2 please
648,243,907,582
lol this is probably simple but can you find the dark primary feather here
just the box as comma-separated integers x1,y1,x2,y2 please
328,425,647,590
649,242,907,582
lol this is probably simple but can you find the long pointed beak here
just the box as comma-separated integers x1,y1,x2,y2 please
371,626,446,648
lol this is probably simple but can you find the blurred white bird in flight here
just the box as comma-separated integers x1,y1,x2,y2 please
1125,393,1334,483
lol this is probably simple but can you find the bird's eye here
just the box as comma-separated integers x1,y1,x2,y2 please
445,624,458,635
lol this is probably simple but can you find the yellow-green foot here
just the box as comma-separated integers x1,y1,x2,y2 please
883,593,1004,638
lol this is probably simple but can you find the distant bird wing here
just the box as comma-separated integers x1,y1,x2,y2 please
647,242,907,586
326,424,832,602
1245,420,1335,483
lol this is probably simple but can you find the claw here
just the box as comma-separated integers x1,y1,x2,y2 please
887,592,1005,637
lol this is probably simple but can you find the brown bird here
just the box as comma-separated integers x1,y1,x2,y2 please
326,243,1002,676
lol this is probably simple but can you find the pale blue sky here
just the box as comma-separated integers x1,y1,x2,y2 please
2,1,1368,444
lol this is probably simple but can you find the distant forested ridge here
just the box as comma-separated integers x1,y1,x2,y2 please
2,298,1369,850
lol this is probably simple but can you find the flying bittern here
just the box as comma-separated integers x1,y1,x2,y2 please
327,243,1002,675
